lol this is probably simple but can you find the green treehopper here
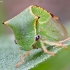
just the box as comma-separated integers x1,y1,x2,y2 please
3,5,70,67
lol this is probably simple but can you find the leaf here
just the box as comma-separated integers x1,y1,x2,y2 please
0,35,70,70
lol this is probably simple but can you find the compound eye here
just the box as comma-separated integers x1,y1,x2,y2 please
14,39,17,44
35,35,40,41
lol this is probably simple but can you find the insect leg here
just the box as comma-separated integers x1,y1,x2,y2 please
42,46,55,56
16,50,29,68
40,40,55,56
59,38,70,43
44,41,68,50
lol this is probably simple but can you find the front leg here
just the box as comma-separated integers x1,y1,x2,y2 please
16,51,30,68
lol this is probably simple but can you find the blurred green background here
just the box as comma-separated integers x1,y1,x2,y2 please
0,0,70,70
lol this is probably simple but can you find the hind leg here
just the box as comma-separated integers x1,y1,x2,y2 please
40,39,69,56
59,38,70,43
43,40,68,50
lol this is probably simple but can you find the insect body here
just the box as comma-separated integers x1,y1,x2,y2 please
3,5,70,67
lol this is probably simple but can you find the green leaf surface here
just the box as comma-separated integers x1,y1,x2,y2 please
0,35,70,70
